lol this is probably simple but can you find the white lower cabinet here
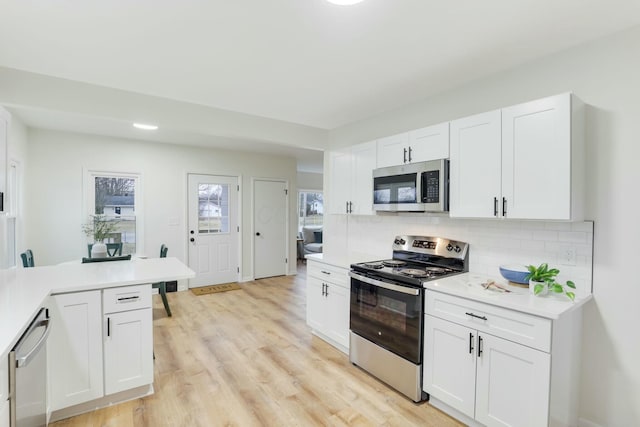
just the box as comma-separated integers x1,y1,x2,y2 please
48,290,104,410
424,290,579,427
0,349,8,427
306,259,350,352
48,284,153,413
424,315,550,427
103,309,153,394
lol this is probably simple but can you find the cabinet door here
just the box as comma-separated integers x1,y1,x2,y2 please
408,122,449,162
350,141,377,215
502,94,571,220
475,333,551,427
328,150,351,214
423,315,477,418
306,276,326,332
325,282,350,349
376,133,409,168
104,309,153,395
48,291,104,410
450,110,501,218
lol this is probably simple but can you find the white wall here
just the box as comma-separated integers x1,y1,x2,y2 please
24,129,298,282
5,112,28,266
326,25,640,426
296,171,323,191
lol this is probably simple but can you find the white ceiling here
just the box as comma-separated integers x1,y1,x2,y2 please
2,0,640,171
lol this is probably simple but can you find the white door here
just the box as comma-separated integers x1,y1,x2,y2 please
188,174,239,287
253,179,287,279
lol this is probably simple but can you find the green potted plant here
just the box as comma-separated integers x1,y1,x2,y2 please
525,263,576,301
82,215,119,258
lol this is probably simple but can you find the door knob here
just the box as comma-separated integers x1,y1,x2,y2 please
256,232,261,236
190,238,195,242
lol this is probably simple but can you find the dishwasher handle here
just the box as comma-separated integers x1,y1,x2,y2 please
15,312,51,368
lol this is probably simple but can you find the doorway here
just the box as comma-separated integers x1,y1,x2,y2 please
187,174,239,288
253,179,288,279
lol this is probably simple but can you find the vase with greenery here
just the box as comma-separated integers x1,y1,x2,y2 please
82,215,119,258
525,263,576,301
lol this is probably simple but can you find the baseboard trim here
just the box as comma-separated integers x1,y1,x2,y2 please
50,384,153,422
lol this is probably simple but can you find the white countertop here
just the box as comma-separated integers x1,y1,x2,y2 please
424,272,592,319
0,257,194,356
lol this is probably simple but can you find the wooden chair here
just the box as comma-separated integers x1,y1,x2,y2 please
152,244,171,317
82,254,132,263
87,242,123,258
20,249,35,268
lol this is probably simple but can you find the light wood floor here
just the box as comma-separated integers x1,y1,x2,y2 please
50,263,462,427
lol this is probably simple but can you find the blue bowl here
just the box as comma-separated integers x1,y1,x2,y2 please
499,265,530,284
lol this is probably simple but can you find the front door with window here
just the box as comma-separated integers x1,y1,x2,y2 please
187,174,239,287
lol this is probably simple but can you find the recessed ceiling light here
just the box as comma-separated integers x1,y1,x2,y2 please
133,123,158,130
327,0,366,5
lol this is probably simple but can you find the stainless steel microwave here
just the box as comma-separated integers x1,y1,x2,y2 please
372,159,449,212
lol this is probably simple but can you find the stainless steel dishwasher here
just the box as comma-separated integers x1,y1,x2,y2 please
9,307,50,427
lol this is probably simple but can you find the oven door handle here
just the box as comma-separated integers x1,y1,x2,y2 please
349,271,420,296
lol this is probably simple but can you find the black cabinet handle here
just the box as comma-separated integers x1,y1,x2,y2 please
403,148,407,163
256,232,261,236
408,146,412,162
325,284,329,297
107,317,111,337
477,335,483,357
469,333,474,354
321,270,331,275
494,197,498,217
349,201,353,213
502,197,507,217
190,237,195,242
346,201,349,213
465,312,488,321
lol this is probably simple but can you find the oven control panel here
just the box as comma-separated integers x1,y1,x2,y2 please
412,239,437,250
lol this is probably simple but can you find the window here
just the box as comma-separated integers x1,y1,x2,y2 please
198,183,229,234
298,191,323,231
86,170,142,255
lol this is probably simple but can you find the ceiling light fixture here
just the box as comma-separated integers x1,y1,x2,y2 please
133,123,158,130
326,0,366,5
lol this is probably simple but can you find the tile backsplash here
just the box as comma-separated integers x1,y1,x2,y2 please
323,214,594,298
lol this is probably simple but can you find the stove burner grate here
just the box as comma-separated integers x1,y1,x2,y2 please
363,262,384,269
398,268,428,278
382,260,406,267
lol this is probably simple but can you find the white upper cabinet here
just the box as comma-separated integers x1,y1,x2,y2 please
450,93,584,221
328,141,376,215
377,122,449,168
450,110,502,218
376,132,409,167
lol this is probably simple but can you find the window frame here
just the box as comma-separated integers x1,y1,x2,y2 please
83,169,144,256
297,189,323,232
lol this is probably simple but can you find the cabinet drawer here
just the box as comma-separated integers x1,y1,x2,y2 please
425,291,551,352
307,261,349,287
103,285,152,313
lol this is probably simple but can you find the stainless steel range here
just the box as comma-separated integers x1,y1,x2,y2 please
349,235,469,402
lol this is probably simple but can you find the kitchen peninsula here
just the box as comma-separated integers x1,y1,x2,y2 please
0,257,194,424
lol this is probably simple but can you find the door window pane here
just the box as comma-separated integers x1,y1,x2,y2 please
198,183,229,234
